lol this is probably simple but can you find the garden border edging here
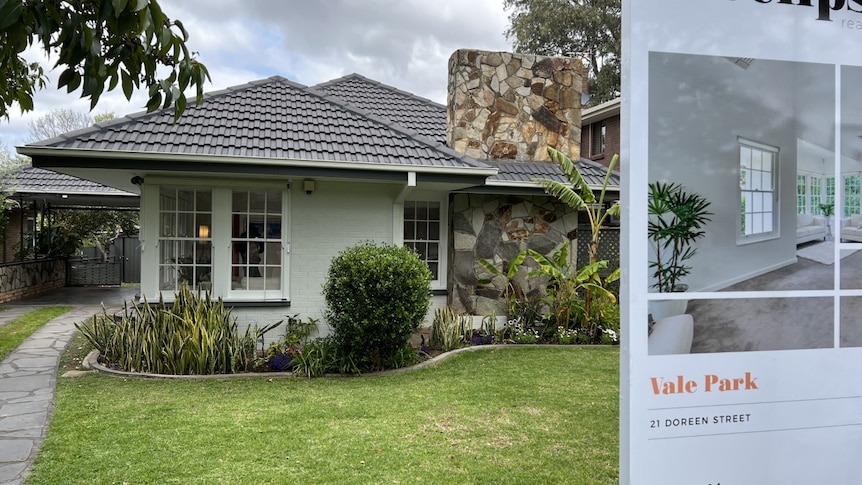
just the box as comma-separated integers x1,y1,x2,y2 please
84,344,608,379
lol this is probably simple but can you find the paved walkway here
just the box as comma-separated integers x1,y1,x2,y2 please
0,287,137,485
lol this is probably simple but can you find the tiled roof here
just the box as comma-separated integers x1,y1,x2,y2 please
487,159,620,188
25,73,619,191
28,76,485,171
11,165,134,196
314,74,447,145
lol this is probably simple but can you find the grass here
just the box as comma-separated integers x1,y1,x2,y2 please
0,306,74,362
29,346,619,484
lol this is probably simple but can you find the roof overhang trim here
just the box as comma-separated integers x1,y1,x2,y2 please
18,146,498,178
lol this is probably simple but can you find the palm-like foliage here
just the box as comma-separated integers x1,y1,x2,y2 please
534,147,620,334
647,182,712,293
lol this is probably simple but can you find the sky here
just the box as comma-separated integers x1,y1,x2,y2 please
1,0,513,153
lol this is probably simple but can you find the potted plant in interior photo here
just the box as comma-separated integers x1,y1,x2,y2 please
647,181,712,320
818,203,835,239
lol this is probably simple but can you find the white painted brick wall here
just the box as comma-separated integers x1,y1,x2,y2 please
288,180,397,330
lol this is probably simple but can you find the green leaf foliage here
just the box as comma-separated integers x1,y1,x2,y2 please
504,0,621,105
0,0,210,121
323,241,432,371
76,283,280,375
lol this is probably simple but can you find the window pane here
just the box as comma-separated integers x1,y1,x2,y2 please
249,190,266,212
416,202,428,220
196,191,212,211
178,190,194,211
177,213,194,238
267,191,282,212
428,243,439,260
404,201,416,219
404,221,415,239
233,192,248,212
417,220,428,240
160,213,175,237
740,147,751,169
429,221,440,240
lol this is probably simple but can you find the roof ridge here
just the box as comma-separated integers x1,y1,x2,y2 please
313,73,446,110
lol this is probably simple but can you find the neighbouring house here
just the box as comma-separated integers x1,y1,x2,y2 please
0,165,139,302
19,49,619,336
580,98,621,171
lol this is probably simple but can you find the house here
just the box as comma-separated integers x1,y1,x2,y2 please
18,49,619,335
2,165,139,263
580,98,621,171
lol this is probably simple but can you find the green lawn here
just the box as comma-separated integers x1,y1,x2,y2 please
29,346,619,485
0,306,73,362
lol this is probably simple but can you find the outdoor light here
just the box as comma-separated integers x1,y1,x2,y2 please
303,179,316,195
131,176,144,185
198,225,209,239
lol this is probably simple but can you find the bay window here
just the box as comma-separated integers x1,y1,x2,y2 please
155,184,288,301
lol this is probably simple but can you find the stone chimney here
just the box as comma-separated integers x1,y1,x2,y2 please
446,49,582,162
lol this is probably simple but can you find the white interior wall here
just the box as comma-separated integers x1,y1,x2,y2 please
649,53,834,292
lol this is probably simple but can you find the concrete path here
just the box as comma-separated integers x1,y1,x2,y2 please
0,287,137,485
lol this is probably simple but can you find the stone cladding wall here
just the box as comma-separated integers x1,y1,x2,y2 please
0,258,66,303
448,193,579,315
446,49,582,162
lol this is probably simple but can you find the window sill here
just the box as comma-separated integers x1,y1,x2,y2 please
156,299,291,307
736,233,780,246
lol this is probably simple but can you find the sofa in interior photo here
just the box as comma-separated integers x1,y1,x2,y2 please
841,214,862,242
797,214,828,245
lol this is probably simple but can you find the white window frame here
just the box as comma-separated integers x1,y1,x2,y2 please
227,187,287,301
738,137,779,245
145,179,290,302
394,193,448,290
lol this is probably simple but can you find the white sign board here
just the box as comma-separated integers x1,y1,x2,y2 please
622,1,862,484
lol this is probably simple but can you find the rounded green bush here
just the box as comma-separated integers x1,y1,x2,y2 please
323,241,431,370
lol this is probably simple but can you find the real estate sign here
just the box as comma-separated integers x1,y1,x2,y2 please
623,1,862,483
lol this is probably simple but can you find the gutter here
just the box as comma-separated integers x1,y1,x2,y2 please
16,146,499,178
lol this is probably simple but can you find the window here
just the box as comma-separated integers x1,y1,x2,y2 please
797,173,824,215
826,177,836,213
844,175,860,217
403,201,441,281
231,189,283,297
153,184,288,301
590,121,606,157
810,176,822,215
158,187,212,291
797,174,806,214
739,138,778,241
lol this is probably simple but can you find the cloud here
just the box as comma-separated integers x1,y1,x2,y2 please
2,0,512,152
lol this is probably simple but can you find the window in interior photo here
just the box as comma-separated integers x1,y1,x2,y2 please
739,138,778,241
231,189,282,295
797,174,807,214
810,175,822,215
843,175,860,217
403,200,441,281
158,187,212,291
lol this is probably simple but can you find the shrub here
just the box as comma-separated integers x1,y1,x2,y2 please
323,242,431,371
77,283,280,375
430,307,470,351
